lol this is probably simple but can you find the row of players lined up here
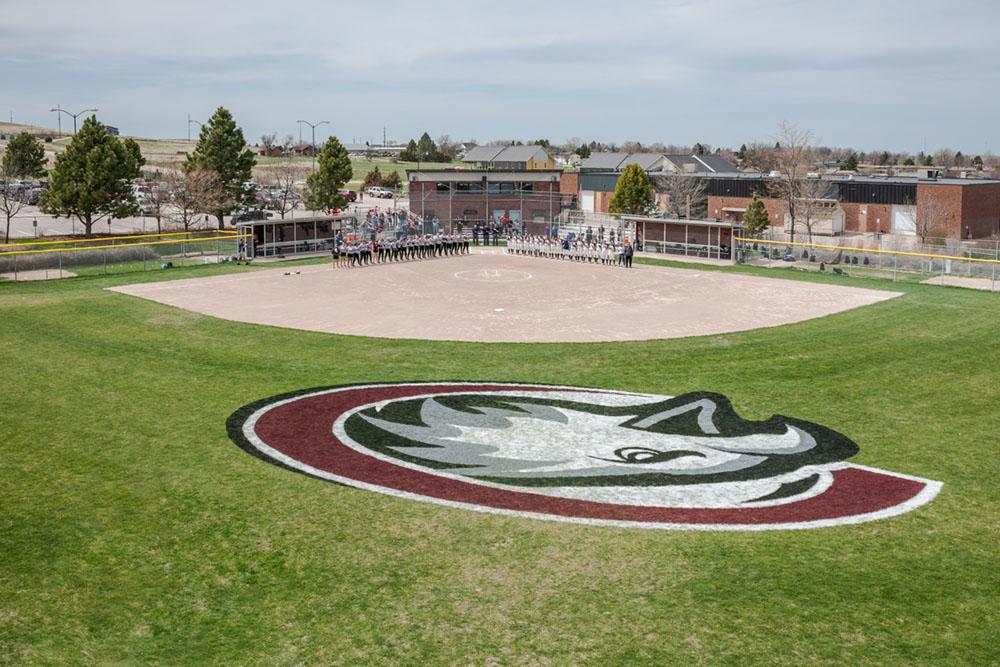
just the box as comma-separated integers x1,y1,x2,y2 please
506,235,635,268
331,234,470,268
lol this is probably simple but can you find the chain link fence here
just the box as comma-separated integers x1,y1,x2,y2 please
0,231,247,282
736,236,1000,291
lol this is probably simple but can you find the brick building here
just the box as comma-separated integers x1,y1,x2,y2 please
579,166,1000,239
407,169,576,230
703,174,1000,239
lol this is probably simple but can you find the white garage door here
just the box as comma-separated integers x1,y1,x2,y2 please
580,190,595,213
892,205,917,235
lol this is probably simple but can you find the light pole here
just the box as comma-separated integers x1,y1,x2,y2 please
187,115,203,142
297,120,329,172
50,107,98,134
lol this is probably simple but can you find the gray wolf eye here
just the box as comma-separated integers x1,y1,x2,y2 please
595,447,706,465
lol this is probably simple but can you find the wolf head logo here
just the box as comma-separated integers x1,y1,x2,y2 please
345,391,858,490
232,383,941,529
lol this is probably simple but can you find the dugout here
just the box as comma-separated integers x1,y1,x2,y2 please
624,215,743,260
237,214,358,259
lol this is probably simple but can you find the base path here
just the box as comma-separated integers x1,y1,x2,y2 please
109,252,900,342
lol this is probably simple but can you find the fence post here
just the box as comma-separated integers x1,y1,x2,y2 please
59,253,62,279
103,248,107,274
13,253,17,281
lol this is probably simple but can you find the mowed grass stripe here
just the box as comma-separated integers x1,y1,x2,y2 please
1,261,998,664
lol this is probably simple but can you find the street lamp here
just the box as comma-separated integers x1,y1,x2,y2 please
187,115,203,142
296,120,329,172
50,106,98,134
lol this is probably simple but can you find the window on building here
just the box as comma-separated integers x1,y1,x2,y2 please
456,182,483,193
436,182,450,192
462,208,479,216
521,182,534,192
487,182,514,194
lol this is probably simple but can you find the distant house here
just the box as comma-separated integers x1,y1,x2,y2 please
462,144,555,170
662,154,738,174
580,152,629,172
106,126,120,136
620,153,671,172
581,152,737,175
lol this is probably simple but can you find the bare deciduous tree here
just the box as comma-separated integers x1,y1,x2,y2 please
741,142,777,172
914,196,953,243
0,165,29,243
260,133,277,156
796,177,837,244
767,122,816,243
653,173,707,219
142,179,174,234
260,160,307,219
167,168,226,232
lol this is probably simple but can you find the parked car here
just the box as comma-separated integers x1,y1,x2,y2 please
232,208,273,223
338,189,357,202
365,187,394,199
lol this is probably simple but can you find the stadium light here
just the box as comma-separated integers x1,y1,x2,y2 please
296,120,329,172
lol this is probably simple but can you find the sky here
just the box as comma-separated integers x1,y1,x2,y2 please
2,0,998,154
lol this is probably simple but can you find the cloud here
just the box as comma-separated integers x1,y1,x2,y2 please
2,0,998,152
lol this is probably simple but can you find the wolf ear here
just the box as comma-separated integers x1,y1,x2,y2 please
625,393,732,435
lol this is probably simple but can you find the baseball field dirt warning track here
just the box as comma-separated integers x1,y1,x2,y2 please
109,250,900,342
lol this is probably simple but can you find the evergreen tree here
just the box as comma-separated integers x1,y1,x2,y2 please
185,107,256,227
1,132,47,178
575,144,591,159
903,157,915,166
608,164,654,215
743,194,770,237
416,132,440,161
362,166,383,189
304,136,352,212
972,155,984,171
737,144,747,161
123,138,146,172
923,154,934,166
400,139,419,162
382,171,403,191
38,116,142,238
842,153,859,171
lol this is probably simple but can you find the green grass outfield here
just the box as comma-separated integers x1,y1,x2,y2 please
1,259,998,664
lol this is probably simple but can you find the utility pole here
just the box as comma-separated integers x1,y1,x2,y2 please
188,117,202,142
297,119,329,172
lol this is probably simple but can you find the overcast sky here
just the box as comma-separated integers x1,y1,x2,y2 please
3,0,998,153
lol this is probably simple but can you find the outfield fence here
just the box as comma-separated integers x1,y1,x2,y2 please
0,230,251,282
735,236,1000,291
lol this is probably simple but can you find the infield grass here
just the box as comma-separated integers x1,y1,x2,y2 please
1,260,998,664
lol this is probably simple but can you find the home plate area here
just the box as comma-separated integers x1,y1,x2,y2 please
110,250,899,343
